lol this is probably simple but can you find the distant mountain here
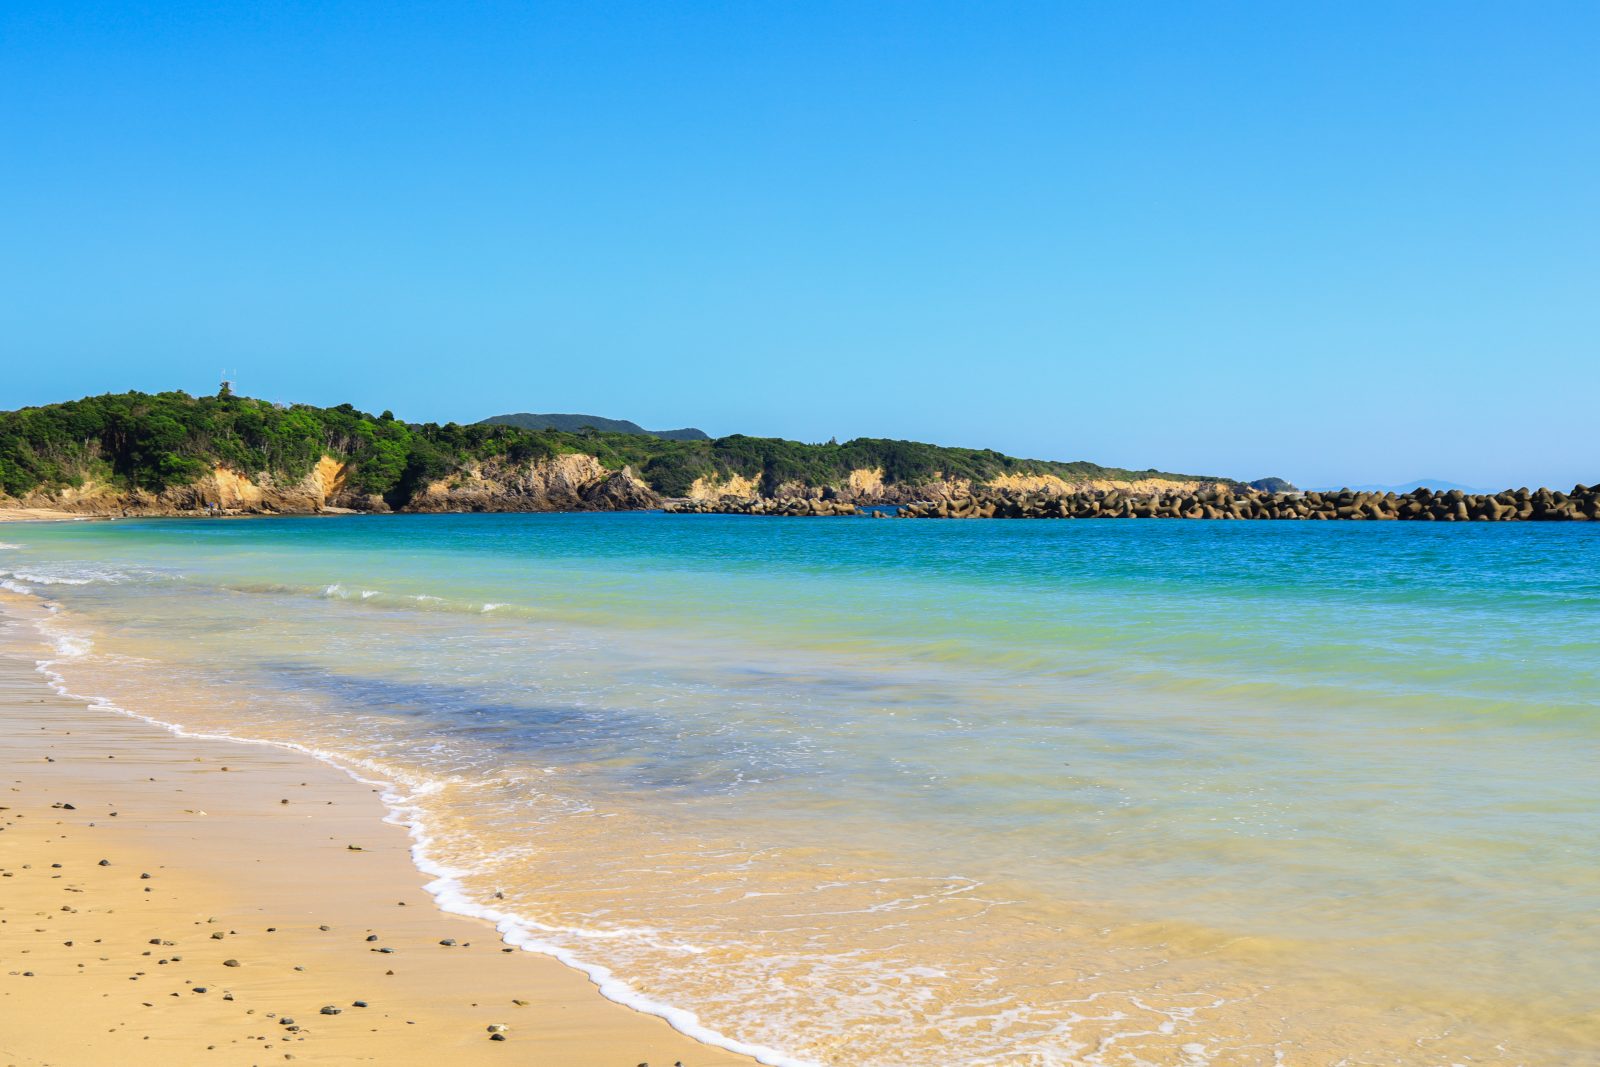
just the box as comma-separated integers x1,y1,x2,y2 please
1307,478,1497,495
1248,477,1297,493
479,412,710,441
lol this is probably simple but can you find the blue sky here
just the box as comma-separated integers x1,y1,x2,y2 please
3,2,1596,488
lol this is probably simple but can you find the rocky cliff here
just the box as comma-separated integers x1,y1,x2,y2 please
405,454,658,512
5,458,376,516
682,467,1231,507
3,453,657,517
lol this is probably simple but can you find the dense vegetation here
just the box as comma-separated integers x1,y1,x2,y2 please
0,390,1230,505
0,391,543,504
480,412,709,441
624,435,1220,497
1247,477,1297,493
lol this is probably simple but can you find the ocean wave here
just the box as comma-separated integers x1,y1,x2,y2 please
404,839,818,1067
48,630,93,659
1,566,131,586
11,572,95,585
3,589,819,1067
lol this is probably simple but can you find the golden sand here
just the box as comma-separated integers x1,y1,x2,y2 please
0,638,752,1066
0,508,88,523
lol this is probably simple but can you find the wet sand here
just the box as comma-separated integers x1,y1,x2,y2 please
0,508,88,523
0,614,754,1066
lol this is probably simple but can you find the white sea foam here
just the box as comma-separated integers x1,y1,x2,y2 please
2,564,129,585
481,602,506,613
50,630,92,659
0,542,22,550
13,573,94,585
3,589,821,1067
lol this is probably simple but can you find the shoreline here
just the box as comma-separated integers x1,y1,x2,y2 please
0,507,104,523
0,597,758,1066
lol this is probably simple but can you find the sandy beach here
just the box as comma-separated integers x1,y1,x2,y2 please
0,601,752,1067
0,508,89,523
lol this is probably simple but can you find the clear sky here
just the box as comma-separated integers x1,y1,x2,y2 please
3,2,1596,488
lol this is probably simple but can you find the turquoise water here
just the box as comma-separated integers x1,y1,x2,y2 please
3,514,1598,1065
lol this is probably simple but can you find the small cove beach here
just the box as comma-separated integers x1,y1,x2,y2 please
2,513,1598,1065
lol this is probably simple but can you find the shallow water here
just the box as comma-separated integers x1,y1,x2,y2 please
3,514,1597,1065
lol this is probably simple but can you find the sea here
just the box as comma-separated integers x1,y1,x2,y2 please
2,513,1596,1066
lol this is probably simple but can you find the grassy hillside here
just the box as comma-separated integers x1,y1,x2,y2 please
479,412,709,441
0,390,1233,506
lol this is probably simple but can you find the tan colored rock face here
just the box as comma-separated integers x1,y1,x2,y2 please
983,472,1230,497
846,467,885,496
301,456,349,503
206,467,267,508
3,448,661,517
688,472,762,501
404,453,659,513
8,454,357,516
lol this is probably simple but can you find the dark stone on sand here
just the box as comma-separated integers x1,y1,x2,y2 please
98,859,110,866
223,959,240,967
365,935,379,942
489,1032,507,1041
320,1005,342,1015
439,938,457,946
352,1000,368,1008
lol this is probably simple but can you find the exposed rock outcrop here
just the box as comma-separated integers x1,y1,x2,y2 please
687,472,762,501
802,470,1233,506
404,455,659,513
8,458,374,516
